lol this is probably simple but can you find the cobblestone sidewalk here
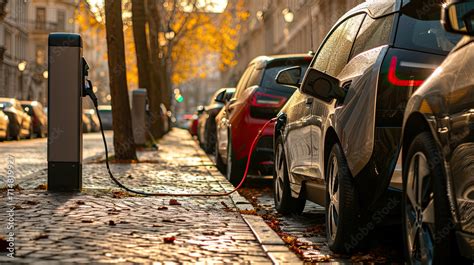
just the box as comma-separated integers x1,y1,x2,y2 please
0,129,298,264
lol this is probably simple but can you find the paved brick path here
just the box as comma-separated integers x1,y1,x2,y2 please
0,129,290,263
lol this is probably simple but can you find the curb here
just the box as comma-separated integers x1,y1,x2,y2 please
194,144,302,264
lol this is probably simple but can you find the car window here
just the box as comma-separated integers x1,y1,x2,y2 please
395,13,461,55
314,14,365,77
234,65,254,99
350,14,394,60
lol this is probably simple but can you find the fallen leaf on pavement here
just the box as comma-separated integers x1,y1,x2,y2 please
169,199,181,206
33,233,48,240
163,236,176,244
35,184,47,190
158,206,168,210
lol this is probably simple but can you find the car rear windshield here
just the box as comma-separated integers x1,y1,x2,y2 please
396,2,461,55
261,59,310,91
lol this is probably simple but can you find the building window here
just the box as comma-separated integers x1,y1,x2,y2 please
36,46,46,65
57,10,65,31
36,7,46,30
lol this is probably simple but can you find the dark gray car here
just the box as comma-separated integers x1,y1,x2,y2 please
401,1,474,263
274,0,461,253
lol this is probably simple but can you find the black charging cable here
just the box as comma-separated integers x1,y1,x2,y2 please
85,80,274,197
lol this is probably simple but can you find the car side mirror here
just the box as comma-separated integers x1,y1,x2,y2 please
300,68,345,102
442,2,474,36
276,66,302,88
214,90,226,103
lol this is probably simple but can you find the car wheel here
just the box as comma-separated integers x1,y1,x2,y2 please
226,135,245,186
403,132,457,265
274,136,305,215
326,143,358,253
215,138,226,173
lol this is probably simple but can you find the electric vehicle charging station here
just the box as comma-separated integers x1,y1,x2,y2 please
47,33,84,192
131,89,147,145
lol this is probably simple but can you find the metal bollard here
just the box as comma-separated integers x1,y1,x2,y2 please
131,89,147,145
47,33,83,192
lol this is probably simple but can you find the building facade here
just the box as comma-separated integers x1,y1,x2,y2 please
27,0,78,104
0,0,28,100
225,0,364,85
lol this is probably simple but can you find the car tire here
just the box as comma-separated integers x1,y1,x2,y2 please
215,139,226,173
325,143,359,253
274,136,305,215
226,135,245,186
402,132,458,265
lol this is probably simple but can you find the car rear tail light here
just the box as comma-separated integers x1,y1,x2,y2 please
250,92,286,108
388,56,425,87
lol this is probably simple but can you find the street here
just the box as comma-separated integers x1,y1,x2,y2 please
0,129,300,263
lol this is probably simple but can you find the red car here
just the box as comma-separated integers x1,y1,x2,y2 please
215,54,312,184
188,106,204,136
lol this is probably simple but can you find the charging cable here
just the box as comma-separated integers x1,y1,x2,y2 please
85,80,277,197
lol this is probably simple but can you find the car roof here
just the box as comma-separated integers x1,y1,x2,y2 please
249,54,313,69
344,0,401,20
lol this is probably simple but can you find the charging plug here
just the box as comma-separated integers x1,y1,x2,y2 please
84,79,98,108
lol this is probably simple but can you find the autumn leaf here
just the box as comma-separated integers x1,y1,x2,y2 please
163,236,176,244
169,199,181,206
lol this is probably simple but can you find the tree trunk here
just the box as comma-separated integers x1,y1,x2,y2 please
132,0,163,139
147,0,171,110
104,0,137,160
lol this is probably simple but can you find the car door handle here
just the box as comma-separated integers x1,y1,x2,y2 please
305,98,313,105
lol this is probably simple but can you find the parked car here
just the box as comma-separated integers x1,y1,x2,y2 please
0,98,32,140
84,109,100,132
216,54,312,183
97,105,113,130
400,2,474,263
198,88,235,153
189,106,205,137
273,0,461,253
0,110,9,141
21,101,47,138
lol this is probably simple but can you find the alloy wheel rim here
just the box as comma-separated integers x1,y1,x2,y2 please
327,155,339,241
274,144,285,206
405,152,434,265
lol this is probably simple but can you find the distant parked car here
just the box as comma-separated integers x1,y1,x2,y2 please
273,0,461,253
84,109,100,132
97,105,113,130
215,54,312,183
198,88,235,153
400,2,474,263
0,98,32,140
21,101,47,138
189,106,205,137
0,110,9,141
